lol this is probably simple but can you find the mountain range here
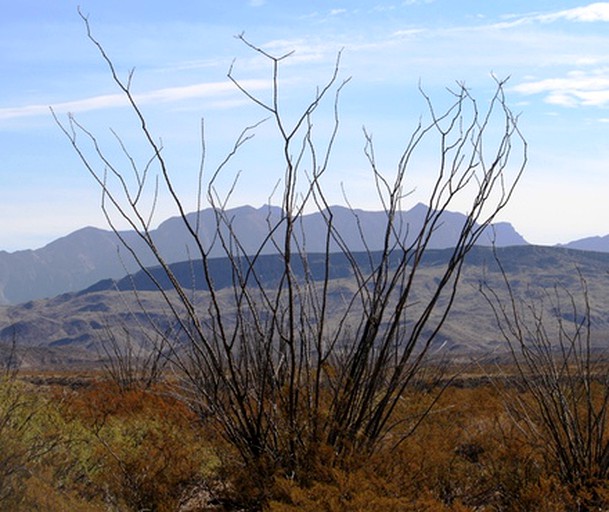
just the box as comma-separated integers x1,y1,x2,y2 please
0,203,528,305
2,244,609,369
2,202,609,368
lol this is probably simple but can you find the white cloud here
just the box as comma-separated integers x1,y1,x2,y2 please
488,3,609,29
138,80,266,103
513,70,609,107
0,80,269,120
248,0,266,7
538,2,609,23
391,28,426,38
330,9,347,16
260,38,329,64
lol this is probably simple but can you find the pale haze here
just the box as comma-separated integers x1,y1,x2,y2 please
1,0,609,251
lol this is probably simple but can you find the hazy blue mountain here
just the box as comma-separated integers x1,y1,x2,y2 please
0,227,139,305
560,235,609,253
0,203,527,304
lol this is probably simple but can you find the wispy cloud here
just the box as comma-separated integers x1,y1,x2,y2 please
248,0,266,7
391,28,426,38
513,69,609,107
0,79,268,120
260,38,330,64
486,2,609,30
538,2,609,23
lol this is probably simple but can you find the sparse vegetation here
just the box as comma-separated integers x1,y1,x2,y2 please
4,9,609,512
0,370,607,510
482,262,609,509
51,12,525,506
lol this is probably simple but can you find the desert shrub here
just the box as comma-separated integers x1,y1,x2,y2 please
99,323,168,392
0,377,37,506
18,470,106,512
54,381,220,512
0,375,66,508
0,370,599,510
270,467,430,512
91,415,211,511
55,15,526,503
264,384,581,512
483,270,609,509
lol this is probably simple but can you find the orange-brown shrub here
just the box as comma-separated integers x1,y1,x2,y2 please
265,383,582,511
12,371,609,510
51,380,219,512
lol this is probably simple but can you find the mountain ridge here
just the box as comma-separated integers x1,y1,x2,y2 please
560,234,609,253
1,202,527,304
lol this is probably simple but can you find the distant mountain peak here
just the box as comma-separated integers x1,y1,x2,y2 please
560,234,609,253
0,203,528,305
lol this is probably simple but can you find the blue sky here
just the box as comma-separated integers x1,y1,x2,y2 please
1,1,609,251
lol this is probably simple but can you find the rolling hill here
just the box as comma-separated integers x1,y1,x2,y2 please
2,244,609,369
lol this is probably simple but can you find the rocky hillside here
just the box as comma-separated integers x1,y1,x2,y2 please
2,245,608,369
